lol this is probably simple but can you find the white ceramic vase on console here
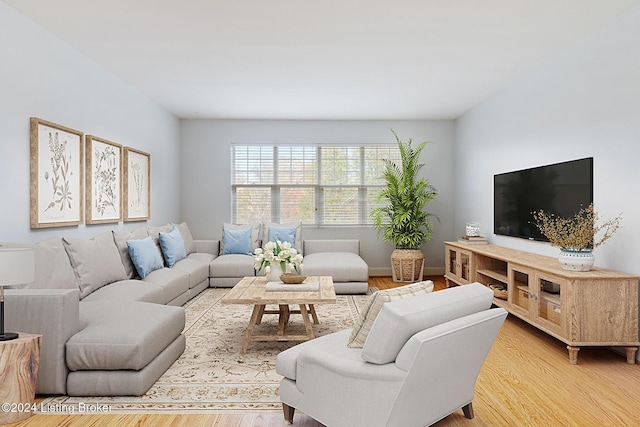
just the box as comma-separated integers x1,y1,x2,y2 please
558,249,595,271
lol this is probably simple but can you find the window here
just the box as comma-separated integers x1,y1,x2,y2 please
231,144,399,225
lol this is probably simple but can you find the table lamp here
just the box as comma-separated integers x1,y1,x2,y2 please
0,247,35,341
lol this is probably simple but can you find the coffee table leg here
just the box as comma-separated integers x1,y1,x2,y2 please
242,304,265,354
299,305,315,339
308,304,319,324
256,305,266,325
278,305,290,336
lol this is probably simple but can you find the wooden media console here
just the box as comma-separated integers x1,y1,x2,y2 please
444,242,639,364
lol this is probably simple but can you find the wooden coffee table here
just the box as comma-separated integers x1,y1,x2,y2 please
221,276,336,353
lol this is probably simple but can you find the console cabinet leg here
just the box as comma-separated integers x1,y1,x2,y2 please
567,346,580,365
625,347,637,364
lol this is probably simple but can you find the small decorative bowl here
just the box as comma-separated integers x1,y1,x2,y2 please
280,273,307,284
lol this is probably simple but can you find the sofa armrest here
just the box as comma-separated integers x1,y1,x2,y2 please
5,288,80,394
193,239,219,258
303,239,360,255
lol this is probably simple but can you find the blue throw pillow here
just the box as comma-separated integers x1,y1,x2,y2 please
268,226,297,247
127,236,164,278
159,227,187,268
223,226,253,255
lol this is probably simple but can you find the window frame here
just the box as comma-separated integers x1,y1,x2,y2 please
231,144,398,226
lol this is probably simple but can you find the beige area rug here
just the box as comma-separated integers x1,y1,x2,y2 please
39,288,372,413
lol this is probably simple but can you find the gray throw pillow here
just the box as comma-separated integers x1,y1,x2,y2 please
113,227,149,278
63,231,128,298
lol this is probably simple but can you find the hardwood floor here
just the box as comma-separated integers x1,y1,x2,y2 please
14,277,640,426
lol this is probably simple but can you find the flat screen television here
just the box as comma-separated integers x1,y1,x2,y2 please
494,157,593,241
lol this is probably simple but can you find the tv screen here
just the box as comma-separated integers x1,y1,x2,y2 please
494,157,593,241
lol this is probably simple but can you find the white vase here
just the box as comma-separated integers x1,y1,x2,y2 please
558,249,594,271
265,268,283,282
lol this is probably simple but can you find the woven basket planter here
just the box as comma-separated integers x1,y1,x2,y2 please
391,249,425,282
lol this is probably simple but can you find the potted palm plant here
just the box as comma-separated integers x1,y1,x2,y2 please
371,130,438,282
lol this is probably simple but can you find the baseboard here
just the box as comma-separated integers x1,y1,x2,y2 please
369,266,445,277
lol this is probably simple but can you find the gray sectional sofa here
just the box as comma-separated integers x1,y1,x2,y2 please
4,222,369,397
209,238,369,294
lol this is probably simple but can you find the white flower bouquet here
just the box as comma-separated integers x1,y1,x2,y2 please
254,240,304,274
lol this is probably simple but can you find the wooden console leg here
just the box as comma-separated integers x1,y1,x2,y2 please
567,346,580,365
624,347,637,364
283,403,295,424
462,402,474,419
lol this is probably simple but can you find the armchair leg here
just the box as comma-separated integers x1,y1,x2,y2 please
283,403,296,424
462,402,474,419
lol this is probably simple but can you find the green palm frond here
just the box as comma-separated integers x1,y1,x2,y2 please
370,130,438,249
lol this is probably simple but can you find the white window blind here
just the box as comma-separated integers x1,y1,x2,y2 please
231,144,399,225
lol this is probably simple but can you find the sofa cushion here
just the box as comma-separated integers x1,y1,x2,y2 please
303,252,369,283
220,222,261,255
172,257,209,289
67,300,185,371
143,267,190,303
303,239,359,255
159,227,187,267
113,227,148,278
187,252,216,264
276,329,353,381
361,282,493,365
63,232,128,299
210,254,255,278
27,238,77,290
222,226,253,255
127,236,164,279
348,281,433,348
171,222,194,255
263,222,302,252
80,279,164,304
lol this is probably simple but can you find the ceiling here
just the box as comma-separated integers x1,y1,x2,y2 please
5,0,639,120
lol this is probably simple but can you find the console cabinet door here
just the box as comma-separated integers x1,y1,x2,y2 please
532,272,564,337
445,245,473,285
508,264,533,316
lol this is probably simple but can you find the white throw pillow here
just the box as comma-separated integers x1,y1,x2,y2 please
347,280,434,348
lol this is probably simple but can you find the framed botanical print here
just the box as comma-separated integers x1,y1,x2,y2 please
30,117,84,228
123,147,150,221
86,135,122,224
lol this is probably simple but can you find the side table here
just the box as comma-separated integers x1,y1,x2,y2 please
0,333,42,425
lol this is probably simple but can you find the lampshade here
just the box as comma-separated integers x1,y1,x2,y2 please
0,247,35,286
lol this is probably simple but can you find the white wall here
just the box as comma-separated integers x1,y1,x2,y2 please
180,119,455,274
0,2,181,243
455,3,640,276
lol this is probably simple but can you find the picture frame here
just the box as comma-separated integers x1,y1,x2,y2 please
86,135,122,224
30,117,84,228
123,147,150,221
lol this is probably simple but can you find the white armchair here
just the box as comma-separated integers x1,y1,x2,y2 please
276,282,507,426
